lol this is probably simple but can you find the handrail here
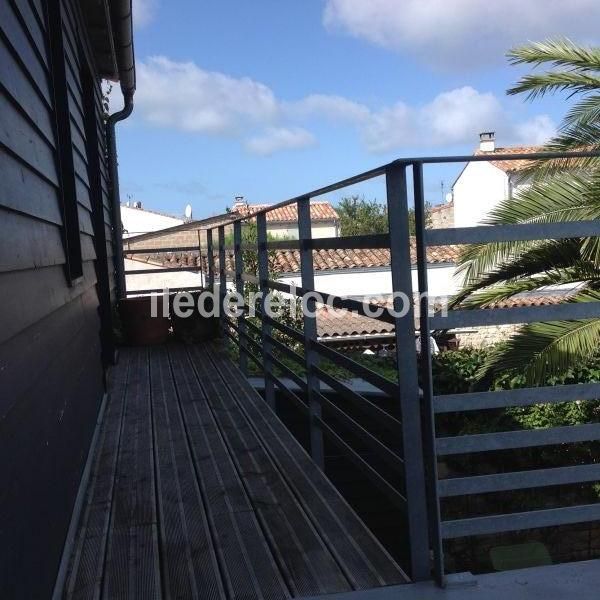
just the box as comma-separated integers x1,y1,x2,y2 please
123,147,600,585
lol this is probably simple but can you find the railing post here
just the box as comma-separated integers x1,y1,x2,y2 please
257,213,276,408
218,225,227,338
297,196,324,469
234,220,248,375
413,162,445,585
207,228,215,292
386,162,431,581
197,229,204,288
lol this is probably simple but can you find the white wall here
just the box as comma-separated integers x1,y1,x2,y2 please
125,259,204,293
280,264,461,300
121,206,184,238
267,222,338,239
453,162,509,227
125,258,461,302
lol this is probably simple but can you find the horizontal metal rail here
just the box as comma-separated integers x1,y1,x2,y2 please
267,371,309,415
125,266,203,275
431,301,600,330
124,245,203,254
438,463,600,498
442,502,600,539
316,390,405,473
124,285,206,296
310,339,398,397
265,349,308,392
311,364,401,434
258,311,306,344
427,220,600,247
265,333,305,366
265,279,397,325
436,423,600,456
262,234,391,252
434,383,600,414
315,415,408,511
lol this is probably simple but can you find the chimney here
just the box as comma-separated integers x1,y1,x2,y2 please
232,195,248,210
479,131,495,152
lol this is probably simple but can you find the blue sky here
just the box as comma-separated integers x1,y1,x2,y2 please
115,0,599,219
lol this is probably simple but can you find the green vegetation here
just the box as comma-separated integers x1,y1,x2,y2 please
336,195,430,236
451,39,600,385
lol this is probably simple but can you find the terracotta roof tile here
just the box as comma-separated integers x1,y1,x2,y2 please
233,201,339,223
474,146,545,173
127,242,461,275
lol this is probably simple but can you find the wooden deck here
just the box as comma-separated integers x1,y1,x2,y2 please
61,342,408,599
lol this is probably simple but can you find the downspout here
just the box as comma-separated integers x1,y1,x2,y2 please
107,0,136,299
107,93,133,299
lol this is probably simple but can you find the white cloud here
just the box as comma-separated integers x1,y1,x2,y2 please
136,56,279,135
245,127,317,156
513,115,557,146
361,87,555,153
134,57,554,155
285,94,370,122
132,0,157,28
323,0,600,68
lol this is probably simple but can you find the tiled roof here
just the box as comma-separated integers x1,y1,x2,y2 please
474,146,544,173
233,201,339,223
316,292,572,339
488,292,576,309
317,306,395,339
128,242,461,275
429,201,453,214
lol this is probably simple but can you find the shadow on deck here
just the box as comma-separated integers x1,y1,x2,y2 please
60,342,407,599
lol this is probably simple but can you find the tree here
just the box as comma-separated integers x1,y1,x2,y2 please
337,196,388,236
450,39,600,385
337,195,429,236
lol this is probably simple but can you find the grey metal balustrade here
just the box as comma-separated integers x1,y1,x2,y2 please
123,149,600,586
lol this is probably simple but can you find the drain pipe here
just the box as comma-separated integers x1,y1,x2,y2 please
106,0,136,299
107,93,133,299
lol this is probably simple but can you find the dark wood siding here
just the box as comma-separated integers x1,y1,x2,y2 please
0,0,117,596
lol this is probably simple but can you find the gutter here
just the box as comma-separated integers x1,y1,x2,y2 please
106,0,135,299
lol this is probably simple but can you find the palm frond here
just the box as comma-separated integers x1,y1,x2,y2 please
507,39,600,72
508,72,600,100
456,265,596,310
475,289,600,386
452,240,584,307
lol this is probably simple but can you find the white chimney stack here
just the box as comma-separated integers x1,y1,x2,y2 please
232,195,247,210
479,131,495,152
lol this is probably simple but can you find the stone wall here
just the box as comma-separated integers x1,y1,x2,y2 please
454,323,519,348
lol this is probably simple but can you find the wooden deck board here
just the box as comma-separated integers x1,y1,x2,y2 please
61,342,408,600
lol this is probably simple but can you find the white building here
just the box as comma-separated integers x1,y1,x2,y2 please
121,202,184,238
452,132,539,228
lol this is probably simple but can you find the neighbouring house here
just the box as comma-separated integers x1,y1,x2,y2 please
123,211,237,253
231,196,340,239
428,200,454,229
452,132,540,227
121,202,184,238
0,1,133,597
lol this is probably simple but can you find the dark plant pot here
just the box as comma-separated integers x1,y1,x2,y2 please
170,291,219,343
119,296,170,346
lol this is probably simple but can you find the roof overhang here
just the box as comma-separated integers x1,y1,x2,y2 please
80,0,135,96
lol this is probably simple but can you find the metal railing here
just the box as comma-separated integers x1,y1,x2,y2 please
123,149,600,585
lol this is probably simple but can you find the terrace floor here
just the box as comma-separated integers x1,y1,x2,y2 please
60,342,407,599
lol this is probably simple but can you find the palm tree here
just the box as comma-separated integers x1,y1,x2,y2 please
450,39,600,386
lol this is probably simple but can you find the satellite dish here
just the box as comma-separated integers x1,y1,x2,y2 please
445,193,453,204
184,204,193,220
